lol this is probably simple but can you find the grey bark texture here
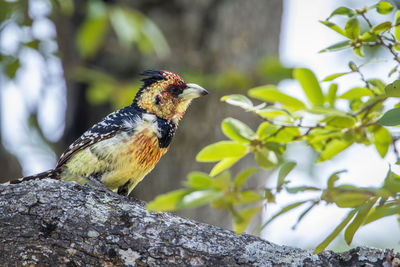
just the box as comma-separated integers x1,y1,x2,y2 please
0,179,398,267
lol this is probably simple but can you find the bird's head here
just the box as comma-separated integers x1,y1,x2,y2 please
134,70,208,124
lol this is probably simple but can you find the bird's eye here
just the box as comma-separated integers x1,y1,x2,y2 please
154,96,161,105
168,85,184,97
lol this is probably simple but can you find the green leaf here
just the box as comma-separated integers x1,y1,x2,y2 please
4,59,20,79
221,94,253,110
277,161,296,188
395,11,400,41
254,148,278,169
236,191,263,204
353,47,364,58
186,172,213,189
307,129,343,145
385,80,400,97
147,189,190,211
333,192,372,208
257,57,293,82
345,17,360,39
376,1,394,14
109,7,171,57
258,201,307,232
327,7,356,19
364,204,400,225
76,8,109,58
344,197,377,245
210,157,242,177
178,190,222,209
327,83,338,107
361,31,376,41
319,20,346,36
378,108,400,126
339,87,374,99
25,40,40,50
139,13,170,57
286,186,320,194
255,108,291,120
269,127,301,143
328,170,346,189
325,115,356,128
383,170,400,193
234,168,259,189
371,21,392,34
308,106,349,116
292,203,315,229
322,72,350,82
319,139,352,161
256,122,278,139
87,82,114,105
373,126,392,158
222,118,255,143
293,68,324,106
389,66,398,77
211,171,231,190
314,210,357,254
248,85,306,111
196,141,247,162
348,61,358,72
109,7,140,48
234,206,261,234
265,142,286,155
319,41,351,52
368,79,386,93
264,188,275,203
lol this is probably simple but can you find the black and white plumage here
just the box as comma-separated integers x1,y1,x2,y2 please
7,70,208,195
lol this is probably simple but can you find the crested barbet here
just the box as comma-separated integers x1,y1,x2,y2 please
8,70,208,195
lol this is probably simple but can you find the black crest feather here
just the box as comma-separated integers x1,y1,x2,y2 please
141,70,166,87
132,70,166,107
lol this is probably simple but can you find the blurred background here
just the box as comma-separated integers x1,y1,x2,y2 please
0,0,399,251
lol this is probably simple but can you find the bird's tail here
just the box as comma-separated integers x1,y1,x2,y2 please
5,169,62,185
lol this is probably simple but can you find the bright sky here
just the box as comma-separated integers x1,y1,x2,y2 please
1,0,399,251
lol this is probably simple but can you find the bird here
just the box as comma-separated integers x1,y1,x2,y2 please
7,70,208,196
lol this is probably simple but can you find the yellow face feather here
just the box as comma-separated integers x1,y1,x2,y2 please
136,70,207,125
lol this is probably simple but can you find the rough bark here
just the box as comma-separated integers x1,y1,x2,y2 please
0,180,397,267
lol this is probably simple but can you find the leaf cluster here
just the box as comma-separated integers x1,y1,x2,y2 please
149,1,400,253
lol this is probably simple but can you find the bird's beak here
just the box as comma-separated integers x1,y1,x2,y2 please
179,83,208,100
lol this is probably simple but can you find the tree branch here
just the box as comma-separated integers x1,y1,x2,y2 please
0,180,398,266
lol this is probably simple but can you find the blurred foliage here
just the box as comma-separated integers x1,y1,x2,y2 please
148,1,400,253
76,0,170,59
0,0,169,110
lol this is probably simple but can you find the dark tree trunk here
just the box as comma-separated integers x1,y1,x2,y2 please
0,145,22,183
0,180,397,267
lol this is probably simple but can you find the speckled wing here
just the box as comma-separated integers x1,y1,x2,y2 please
56,130,119,168
56,106,140,168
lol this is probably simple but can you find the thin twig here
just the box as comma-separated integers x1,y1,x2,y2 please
360,12,400,64
352,97,386,118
